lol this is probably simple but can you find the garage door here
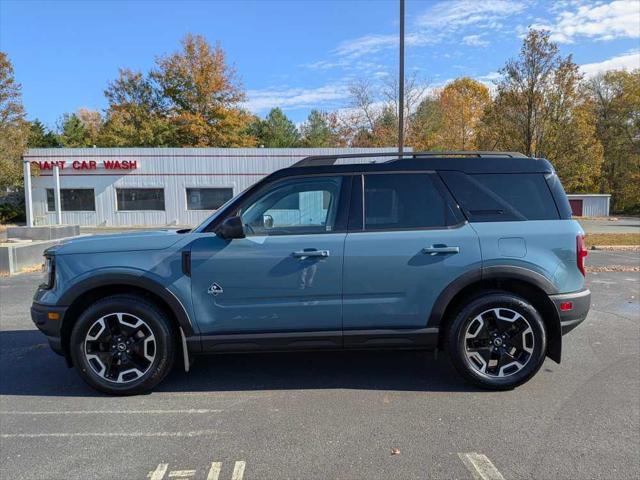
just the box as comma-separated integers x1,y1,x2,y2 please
569,199,583,216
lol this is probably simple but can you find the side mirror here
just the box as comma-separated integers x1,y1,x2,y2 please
217,216,245,239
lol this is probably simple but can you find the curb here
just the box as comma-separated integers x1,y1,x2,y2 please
590,245,640,251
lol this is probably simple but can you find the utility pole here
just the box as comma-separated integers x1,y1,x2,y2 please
398,0,405,156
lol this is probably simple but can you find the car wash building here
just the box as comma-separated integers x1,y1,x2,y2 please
23,148,396,227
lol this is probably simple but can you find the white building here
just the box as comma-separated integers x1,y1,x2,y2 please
566,194,611,217
24,148,397,227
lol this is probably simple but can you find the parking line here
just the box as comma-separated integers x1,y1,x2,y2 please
148,463,169,480
1,430,224,439
206,462,222,480
0,409,223,415
231,461,246,480
458,453,505,480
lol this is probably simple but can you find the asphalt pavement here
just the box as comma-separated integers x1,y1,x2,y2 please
0,251,638,480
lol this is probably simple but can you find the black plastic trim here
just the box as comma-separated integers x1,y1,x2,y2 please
550,288,591,334
198,330,343,353
343,328,439,348
482,265,558,294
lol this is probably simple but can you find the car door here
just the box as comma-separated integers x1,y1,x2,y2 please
342,172,481,344
190,175,350,348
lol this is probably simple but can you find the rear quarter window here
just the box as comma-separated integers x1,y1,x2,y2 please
440,171,560,222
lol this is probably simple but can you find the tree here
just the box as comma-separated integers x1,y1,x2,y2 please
477,29,603,192
251,108,300,147
100,68,172,147
58,113,91,147
152,34,255,146
0,52,28,191
28,119,61,147
345,74,429,147
587,70,640,212
300,110,334,147
437,77,490,149
406,97,442,150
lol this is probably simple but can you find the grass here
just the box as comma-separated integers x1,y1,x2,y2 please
584,233,640,248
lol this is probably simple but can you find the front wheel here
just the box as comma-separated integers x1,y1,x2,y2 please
446,292,547,390
70,295,175,395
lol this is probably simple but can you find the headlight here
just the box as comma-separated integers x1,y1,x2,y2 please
41,255,55,289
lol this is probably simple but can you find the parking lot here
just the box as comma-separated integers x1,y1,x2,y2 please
1,250,638,480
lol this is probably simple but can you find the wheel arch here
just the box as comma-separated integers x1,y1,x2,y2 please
59,273,194,365
431,268,562,363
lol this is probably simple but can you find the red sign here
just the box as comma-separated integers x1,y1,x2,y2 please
32,160,138,170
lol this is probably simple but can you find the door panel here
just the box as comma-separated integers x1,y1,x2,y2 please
342,172,481,332
190,233,346,335
190,175,348,336
342,225,481,330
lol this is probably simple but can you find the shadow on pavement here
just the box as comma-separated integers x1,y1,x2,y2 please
0,329,479,397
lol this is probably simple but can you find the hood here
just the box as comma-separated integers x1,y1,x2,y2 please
52,230,185,255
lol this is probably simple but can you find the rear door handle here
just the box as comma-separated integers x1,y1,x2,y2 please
422,246,460,255
292,249,330,258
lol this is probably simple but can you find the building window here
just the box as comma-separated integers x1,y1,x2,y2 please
186,188,233,210
46,189,95,212
116,188,165,211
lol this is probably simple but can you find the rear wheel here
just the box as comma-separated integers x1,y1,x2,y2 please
447,292,547,390
70,295,175,395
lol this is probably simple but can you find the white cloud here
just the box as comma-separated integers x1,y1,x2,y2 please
416,0,525,30
244,84,349,113
462,35,490,47
580,50,640,77
532,0,640,43
333,0,524,59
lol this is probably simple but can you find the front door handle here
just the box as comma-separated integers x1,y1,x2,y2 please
292,249,330,258
422,245,460,255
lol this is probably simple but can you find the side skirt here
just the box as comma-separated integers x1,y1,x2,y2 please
188,328,439,354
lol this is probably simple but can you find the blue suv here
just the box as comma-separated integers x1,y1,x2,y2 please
31,152,590,395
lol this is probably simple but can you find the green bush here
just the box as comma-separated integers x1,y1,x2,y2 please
0,202,25,224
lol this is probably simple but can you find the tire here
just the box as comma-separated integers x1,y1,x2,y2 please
446,291,547,390
70,295,176,395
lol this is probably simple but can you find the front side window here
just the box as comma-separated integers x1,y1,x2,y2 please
187,188,233,210
240,176,343,236
116,188,165,211
363,174,458,230
46,188,95,212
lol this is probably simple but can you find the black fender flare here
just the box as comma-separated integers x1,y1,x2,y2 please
59,271,195,336
428,265,562,362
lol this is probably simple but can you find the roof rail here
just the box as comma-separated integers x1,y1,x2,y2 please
291,151,527,167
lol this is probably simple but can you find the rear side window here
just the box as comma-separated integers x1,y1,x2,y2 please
440,171,559,222
363,174,459,230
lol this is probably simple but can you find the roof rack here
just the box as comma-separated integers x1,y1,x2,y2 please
291,151,527,167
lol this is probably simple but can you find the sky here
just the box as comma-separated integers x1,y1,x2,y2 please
1,0,639,128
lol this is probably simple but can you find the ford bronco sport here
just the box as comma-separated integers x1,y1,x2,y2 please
31,151,590,395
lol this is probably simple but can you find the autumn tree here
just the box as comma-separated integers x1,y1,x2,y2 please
100,69,171,146
0,52,28,191
477,29,603,192
587,70,640,212
250,108,300,147
153,34,255,147
406,97,442,151
437,77,489,149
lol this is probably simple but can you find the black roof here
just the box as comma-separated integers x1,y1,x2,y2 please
268,151,555,181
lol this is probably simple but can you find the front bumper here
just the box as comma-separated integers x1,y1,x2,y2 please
30,302,68,356
549,288,591,335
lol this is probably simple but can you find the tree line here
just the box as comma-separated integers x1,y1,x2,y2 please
1,30,638,213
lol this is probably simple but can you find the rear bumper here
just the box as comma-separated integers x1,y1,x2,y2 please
549,288,591,335
30,302,67,356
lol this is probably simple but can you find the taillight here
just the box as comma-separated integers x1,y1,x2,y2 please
577,235,588,276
